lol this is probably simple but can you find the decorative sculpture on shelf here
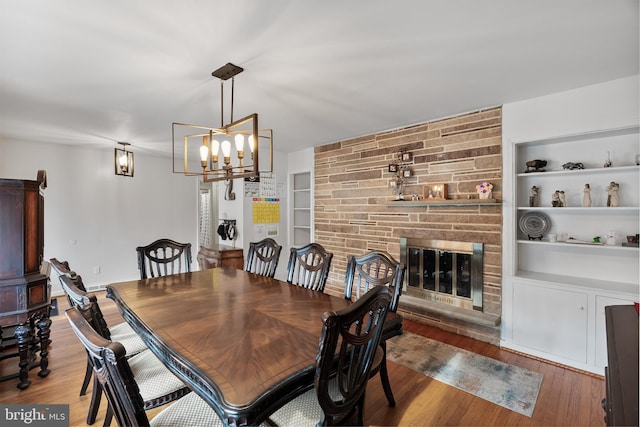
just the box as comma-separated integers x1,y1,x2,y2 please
476,182,493,199
388,148,414,200
603,151,612,168
582,184,591,207
562,162,584,170
525,159,547,173
529,185,539,207
606,181,619,207
551,190,566,207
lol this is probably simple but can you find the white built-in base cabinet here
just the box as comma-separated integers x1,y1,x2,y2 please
505,276,636,375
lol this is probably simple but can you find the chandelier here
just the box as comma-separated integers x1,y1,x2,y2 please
172,63,272,182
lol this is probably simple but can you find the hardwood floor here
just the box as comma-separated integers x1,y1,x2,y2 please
0,293,606,426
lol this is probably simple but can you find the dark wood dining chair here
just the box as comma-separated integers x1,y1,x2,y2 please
65,306,223,427
136,238,192,279
286,243,333,291
344,250,405,407
52,258,147,403
268,285,392,426
59,274,189,426
245,238,282,278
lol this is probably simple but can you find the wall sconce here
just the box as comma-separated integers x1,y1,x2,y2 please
114,142,134,177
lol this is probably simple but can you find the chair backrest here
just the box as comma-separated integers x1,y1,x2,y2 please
315,285,391,426
136,239,192,279
51,258,89,309
59,274,113,340
65,306,149,427
50,257,72,276
344,250,405,312
245,238,282,278
286,243,333,291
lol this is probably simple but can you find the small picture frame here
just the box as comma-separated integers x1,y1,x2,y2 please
401,152,413,162
403,169,412,178
423,183,448,200
388,164,398,173
388,180,397,188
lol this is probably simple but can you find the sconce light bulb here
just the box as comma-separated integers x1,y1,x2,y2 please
119,153,128,169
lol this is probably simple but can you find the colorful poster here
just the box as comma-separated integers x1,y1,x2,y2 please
252,198,280,224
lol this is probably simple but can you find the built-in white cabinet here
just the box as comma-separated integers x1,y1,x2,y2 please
291,171,312,246
503,125,639,375
512,281,588,363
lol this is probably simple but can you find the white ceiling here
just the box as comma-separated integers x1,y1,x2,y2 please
0,0,638,157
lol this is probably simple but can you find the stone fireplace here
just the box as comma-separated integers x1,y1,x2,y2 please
314,107,503,344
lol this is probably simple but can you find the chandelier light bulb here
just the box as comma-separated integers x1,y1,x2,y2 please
199,143,209,168
221,140,231,165
248,135,255,158
234,134,245,155
211,139,220,164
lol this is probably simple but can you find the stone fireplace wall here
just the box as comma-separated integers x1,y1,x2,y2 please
314,107,502,343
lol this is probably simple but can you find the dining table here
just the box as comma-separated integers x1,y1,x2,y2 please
105,267,401,426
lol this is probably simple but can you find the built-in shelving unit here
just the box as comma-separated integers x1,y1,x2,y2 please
503,124,640,375
291,171,312,246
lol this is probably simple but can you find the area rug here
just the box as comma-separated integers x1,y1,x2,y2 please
385,332,543,417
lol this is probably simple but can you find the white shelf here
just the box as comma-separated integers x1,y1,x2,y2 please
517,239,638,251
517,207,638,213
517,165,638,178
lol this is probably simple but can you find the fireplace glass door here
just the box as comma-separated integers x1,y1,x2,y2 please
402,238,483,311
408,248,471,296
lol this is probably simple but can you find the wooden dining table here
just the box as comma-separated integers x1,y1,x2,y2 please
106,267,400,426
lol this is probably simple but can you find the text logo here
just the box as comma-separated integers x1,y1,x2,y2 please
1,404,68,427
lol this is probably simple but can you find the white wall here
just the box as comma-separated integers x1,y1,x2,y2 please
0,140,199,295
211,147,291,281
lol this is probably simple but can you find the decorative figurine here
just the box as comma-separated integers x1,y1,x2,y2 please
525,159,547,173
558,190,567,207
603,151,612,168
562,162,584,170
551,190,560,207
582,184,591,207
606,181,619,207
529,185,539,207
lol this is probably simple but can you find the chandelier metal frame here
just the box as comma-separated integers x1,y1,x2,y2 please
172,63,272,182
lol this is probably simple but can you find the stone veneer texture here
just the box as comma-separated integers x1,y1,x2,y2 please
314,107,503,339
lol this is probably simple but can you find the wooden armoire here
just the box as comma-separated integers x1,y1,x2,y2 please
0,170,51,389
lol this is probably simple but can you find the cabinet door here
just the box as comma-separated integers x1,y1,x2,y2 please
513,282,588,363
595,295,636,369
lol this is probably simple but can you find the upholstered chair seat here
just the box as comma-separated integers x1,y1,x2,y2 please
66,306,223,427
268,286,391,426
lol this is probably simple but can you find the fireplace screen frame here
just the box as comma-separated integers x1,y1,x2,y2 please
400,237,484,311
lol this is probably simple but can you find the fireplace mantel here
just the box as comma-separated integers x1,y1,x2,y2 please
384,199,500,207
